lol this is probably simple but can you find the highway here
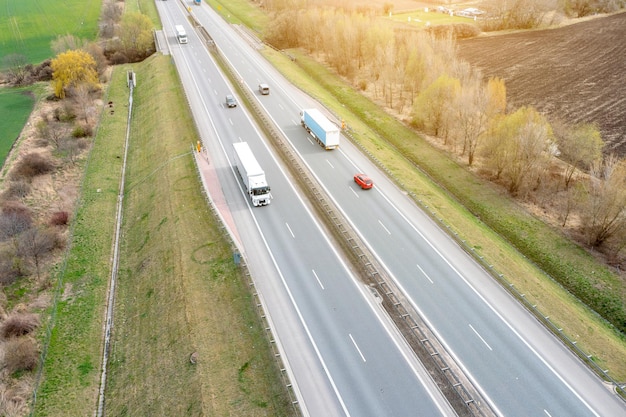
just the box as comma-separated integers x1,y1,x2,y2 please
159,1,626,417
156,2,456,417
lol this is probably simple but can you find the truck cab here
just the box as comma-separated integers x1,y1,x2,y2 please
175,25,188,44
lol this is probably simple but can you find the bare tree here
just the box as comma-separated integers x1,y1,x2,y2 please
51,34,86,55
0,246,24,285
70,82,95,124
36,118,70,149
17,227,58,282
2,54,29,85
580,155,626,247
0,207,32,243
554,122,604,189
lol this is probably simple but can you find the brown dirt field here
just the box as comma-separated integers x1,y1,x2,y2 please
457,12,626,155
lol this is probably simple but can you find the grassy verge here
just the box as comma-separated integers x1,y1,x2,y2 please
0,87,37,166
104,55,291,416
33,69,127,414
35,55,291,416
205,0,269,32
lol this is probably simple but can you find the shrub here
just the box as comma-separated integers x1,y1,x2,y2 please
2,180,32,199
3,337,39,374
0,248,23,285
49,211,69,226
53,105,75,122
108,51,129,65
1,313,40,339
0,203,32,241
71,124,92,138
10,153,56,181
426,23,481,39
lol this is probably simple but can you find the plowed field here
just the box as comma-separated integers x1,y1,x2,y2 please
457,12,626,154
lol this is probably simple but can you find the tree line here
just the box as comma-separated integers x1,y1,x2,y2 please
263,4,626,253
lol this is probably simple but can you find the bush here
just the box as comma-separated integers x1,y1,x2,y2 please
10,153,56,181
0,248,23,285
2,180,32,199
3,337,39,374
0,203,32,241
2,179,30,200
426,23,481,39
1,313,40,339
53,105,75,123
49,211,69,226
72,124,92,138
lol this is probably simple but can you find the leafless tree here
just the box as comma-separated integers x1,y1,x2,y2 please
580,155,626,247
36,118,70,149
0,247,24,285
70,82,95,124
0,205,32,242
1,54,29,85
17,227,58,282
553,121,604,189
50,34,86,55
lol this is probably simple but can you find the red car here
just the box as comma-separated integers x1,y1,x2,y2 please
354,173,373,189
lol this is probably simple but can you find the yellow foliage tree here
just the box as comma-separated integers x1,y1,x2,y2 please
51,50,99,98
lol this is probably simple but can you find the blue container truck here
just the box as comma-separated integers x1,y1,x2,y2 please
300,109,340,150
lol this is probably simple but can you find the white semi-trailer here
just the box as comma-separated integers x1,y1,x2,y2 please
175,25,188,44
233,142,271,207
300,108,340,150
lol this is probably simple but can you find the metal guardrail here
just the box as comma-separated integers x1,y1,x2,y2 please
189,146,303,417
344,127,626,401
196,22,494,416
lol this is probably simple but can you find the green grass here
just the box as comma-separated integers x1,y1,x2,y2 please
205,0,269,32
0,0,102,67
32,66,127,416
103,55,291,416
388,9,479,28
0,87,36,165
34,55,292,415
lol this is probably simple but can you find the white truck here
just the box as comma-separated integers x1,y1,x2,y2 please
233,142,271,207
175,25,188,44
300,108,340,150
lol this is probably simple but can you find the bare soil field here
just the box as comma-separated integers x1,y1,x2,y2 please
457,12,626,154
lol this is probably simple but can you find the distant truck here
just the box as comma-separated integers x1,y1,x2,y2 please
233,142,271,207
300,109,340,150
175,25,188,44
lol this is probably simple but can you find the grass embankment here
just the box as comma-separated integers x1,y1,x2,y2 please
33,65,127,416
0,0,100,66
0,87,36,165
106,55,290,416
35,55,292,416
209,0,626,379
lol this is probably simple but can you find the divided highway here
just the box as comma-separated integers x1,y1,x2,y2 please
156,2,456,416
159,1,626,417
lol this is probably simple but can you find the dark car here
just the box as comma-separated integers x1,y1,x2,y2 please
354,173,373,189
225,94,237,108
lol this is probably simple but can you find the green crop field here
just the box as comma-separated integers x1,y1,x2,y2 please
0,87,35,165
0,0,102,67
